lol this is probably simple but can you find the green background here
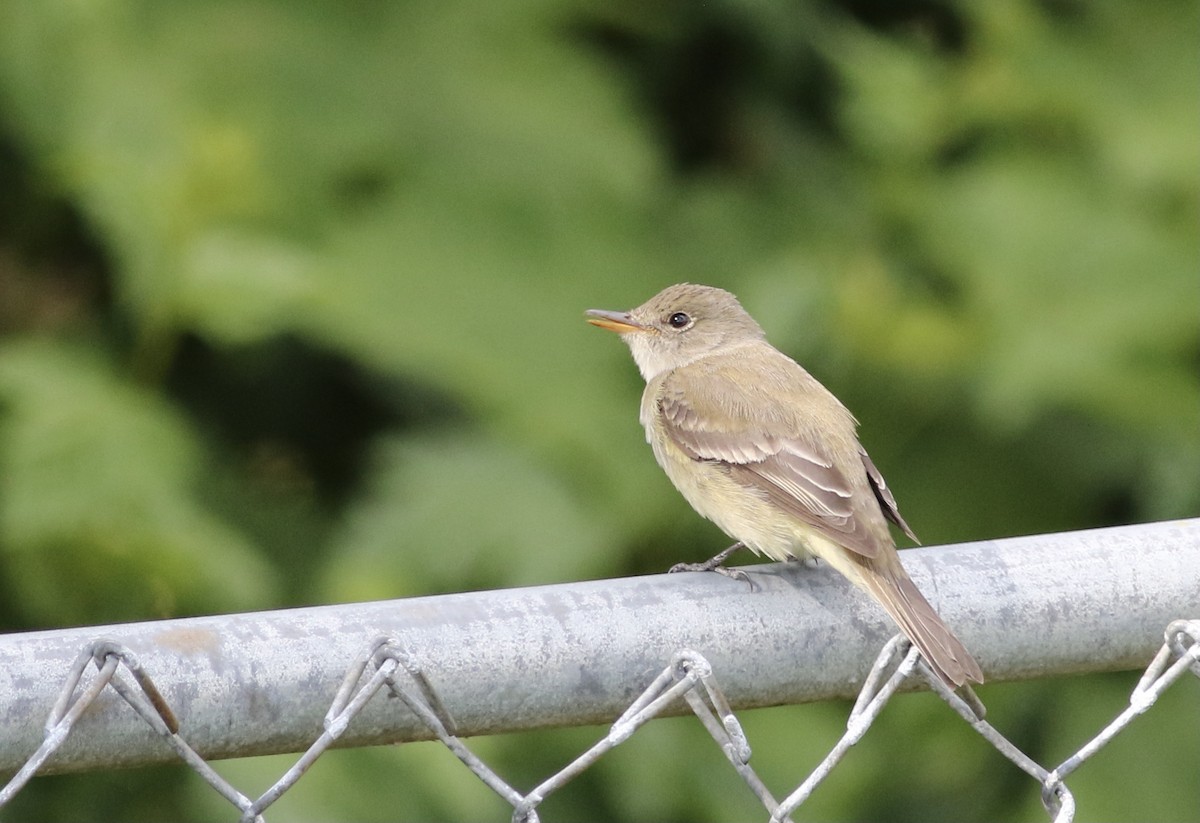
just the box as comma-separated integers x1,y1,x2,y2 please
1,0,1197,820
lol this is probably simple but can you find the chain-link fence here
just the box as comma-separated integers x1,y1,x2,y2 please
2,519,1198,821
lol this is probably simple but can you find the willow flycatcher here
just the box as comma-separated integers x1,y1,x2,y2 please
586,283,982,687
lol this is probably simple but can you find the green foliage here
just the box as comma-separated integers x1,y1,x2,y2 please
321,433,613,599
0,340,278,623
0,0,1195,820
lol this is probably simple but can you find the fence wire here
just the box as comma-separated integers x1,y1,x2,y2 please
1,617,1196,822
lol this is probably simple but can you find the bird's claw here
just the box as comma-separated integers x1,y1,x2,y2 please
669,558,723,574
668,560,757,591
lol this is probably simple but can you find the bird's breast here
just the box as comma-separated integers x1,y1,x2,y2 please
643,412,811,563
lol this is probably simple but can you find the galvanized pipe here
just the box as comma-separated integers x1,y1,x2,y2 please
1,519,1197,775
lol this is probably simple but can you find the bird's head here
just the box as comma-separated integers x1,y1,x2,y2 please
586,283,766,381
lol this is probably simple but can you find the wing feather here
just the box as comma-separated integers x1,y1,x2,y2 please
860,447,919,543
656,369,888,558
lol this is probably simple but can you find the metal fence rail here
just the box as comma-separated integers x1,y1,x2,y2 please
1,519,1198,821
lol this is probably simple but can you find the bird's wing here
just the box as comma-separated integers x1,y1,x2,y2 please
860,447,919,543
656,367,886,558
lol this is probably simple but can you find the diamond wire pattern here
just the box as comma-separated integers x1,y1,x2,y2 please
1,620,1197,821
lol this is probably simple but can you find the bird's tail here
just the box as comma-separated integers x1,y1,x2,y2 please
857,563,984,688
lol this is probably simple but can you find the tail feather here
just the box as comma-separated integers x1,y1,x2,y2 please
859,566,984,687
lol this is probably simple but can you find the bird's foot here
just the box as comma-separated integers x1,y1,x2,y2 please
668,541,745,573
668,542,756,590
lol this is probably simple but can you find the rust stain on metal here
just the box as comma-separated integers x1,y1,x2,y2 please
154,627,219,655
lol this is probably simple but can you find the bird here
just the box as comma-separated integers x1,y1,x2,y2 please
586,283,983,688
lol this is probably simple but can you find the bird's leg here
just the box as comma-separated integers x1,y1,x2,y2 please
669,542,755,589
791,555,821,570
669,541,746,573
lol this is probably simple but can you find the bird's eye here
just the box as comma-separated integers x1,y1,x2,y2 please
667,312,691,329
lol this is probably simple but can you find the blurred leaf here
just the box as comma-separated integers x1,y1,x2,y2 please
0,339,277,623
321,432,613,600
172,229,321,344
822,16,956,162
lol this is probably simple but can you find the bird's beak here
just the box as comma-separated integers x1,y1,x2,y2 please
585,309,648,334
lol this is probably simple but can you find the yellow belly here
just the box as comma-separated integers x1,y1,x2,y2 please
649,432,817,563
